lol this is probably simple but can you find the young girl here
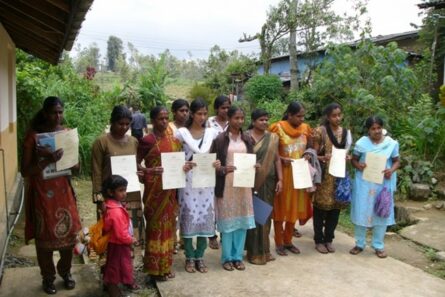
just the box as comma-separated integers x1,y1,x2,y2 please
312,103,352,254
102,175,138,297
269,101,312,256
211,106,256,271
176,98,220,273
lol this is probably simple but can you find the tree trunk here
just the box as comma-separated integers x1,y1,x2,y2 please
289,0,298,91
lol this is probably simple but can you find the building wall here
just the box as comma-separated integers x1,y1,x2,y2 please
0,22,18,250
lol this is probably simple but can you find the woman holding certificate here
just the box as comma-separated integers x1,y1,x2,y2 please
312,103,352,254
245,109,282,265
91,106,143,242
350,116,400,258
211,106,256,271
175,99,219,273
269,101,312,256
21,96,81,294
137,106,182,281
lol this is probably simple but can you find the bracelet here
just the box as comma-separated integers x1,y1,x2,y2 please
221,167,226,175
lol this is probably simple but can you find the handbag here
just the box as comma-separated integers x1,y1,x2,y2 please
374,187,392,218
334,173,352,204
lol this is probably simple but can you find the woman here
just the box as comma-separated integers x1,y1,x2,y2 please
91,105,143,242
206,95,231,249
169,98,190,135
175,99,220,273
211,106,256,271
137,106,187,281
21,96,81,294
245,109,282,265
269,101,312,256
350,116,400,258
312,103,352,254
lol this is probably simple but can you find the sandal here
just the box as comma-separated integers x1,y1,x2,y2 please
185,259,196,273
167,271,175,279
222,261,234,271
124,283,140,291
195,259,208,273
293,228,302,238
349,246,364,255
284,244,301,254
276,246,288,256
232,261,245,271
375,249,387,259
266,253,276,262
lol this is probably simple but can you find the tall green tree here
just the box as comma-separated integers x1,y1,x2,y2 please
107,36,125,72
74,42,101,73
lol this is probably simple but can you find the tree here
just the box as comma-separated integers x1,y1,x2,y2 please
74,42,101,73
203,45,256,94
239,4,289,74
107,36,124,72
417,5,445,93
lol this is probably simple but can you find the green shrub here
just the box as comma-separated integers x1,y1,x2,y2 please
244,74,283,107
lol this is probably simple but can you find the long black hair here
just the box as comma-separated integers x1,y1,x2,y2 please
322,103,342,126
186,98,208,128
227,105,244,119
150,106,168,121
101,175,128,199
213,95,230,111
248,108,269,129
30,96,64,132
171,99,189,113
282,101,304,120
364,116,384,131
110,105,132,124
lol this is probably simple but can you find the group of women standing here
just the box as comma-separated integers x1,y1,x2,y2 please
23,95,400,294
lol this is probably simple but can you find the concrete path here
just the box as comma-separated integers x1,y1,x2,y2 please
158,223,445,297
0,264,103,297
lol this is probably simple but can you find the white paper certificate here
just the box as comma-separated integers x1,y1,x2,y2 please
55,128,79,171
329,147,347,178
192,153,216,188
111,155,141,192
363,152,387,184
291,159,313,189
161,152,186,190
233,153,256,188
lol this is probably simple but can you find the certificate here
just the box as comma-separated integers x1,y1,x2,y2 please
36,132,71,180
329,147,347,178
363,152,387,184
111,155,141,192
233,153,256,188
55,128,79,171
291,159,313,189
161,152,186,189
192,153,216,188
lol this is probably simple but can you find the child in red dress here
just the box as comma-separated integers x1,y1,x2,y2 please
102,175,139,297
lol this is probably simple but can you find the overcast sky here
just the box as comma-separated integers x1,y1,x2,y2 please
74,0,424,60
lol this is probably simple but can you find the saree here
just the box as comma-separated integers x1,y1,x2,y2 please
245,131,279,264
23,131,81,249
138,133,181,276
269,121,312,224
351,136,399,227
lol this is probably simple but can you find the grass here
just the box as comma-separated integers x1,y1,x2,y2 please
165,78,196,99
423,247,445,279
337,205,354,235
